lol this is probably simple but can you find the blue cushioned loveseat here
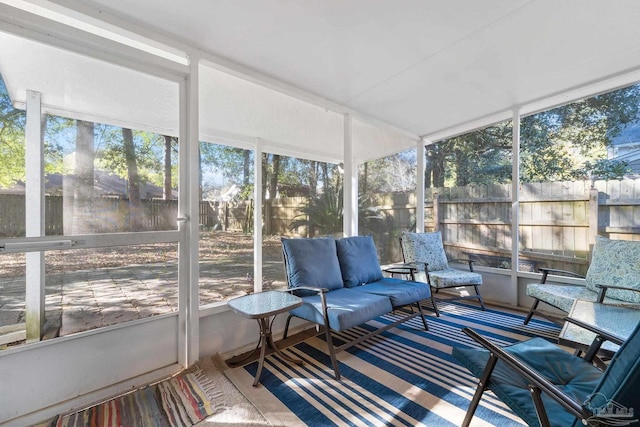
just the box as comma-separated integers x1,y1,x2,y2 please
281,235,432,379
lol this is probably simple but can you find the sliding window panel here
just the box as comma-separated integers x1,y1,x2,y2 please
198,141,256,304
426,121,513,268
262,152,343,290
359,148,417,265
519,83,640,274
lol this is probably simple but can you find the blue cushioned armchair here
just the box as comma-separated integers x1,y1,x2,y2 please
453,318,640,427
281,235,431,380
524,236,640,325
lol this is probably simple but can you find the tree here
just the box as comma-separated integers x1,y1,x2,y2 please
163,135,173,200
426,84,640,187
122,128,143,230
69,120,95,234
0,76,25,188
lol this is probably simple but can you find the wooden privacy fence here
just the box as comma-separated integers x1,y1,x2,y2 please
423,179,640,275
0,196,179,236
1,179,639,275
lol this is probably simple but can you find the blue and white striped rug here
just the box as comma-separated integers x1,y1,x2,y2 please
225,302,560,426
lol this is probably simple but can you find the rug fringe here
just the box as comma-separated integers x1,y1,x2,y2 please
191,364,229,415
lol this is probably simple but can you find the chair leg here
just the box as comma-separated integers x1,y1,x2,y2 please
523,299,540,325
282,314,294,339
324,327,341,380
430,289,441,317
530,386,551,427
462,353,498,427
474,286,486,311
416,301,429,331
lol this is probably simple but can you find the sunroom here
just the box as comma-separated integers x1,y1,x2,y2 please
1,1,640,426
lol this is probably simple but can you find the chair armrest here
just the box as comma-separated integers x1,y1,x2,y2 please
383,264,417,275
450,258,475,272
462,327,591,421
538,267,585,284
595,283,640,302
285,286,328,294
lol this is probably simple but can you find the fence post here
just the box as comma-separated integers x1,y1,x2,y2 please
589,187,599,245
224,202,229,230
433,191,440,231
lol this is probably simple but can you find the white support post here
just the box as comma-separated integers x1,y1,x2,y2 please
343,113,357,236
25,90,45,343
254,139,263,292
511,109,521,306
178,56,200,367
416,140,426,232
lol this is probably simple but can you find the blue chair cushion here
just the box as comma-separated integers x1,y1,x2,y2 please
289,288,393,332
336,236,384,287
587,321,640,424
452,338,602,427
281,237,344,295
351,277,431,307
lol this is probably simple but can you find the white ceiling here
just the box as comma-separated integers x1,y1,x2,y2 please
45,0,640,140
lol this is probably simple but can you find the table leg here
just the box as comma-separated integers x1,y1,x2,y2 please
252,316,304,387
253,317,270,387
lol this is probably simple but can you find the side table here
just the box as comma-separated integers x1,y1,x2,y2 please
227,290,304,386
559,300,640,358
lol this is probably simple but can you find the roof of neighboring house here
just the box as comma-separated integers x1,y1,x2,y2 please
0,170,177,199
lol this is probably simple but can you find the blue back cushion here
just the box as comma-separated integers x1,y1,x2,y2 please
336,236,384,287
583,320,640,426
281,237,344,292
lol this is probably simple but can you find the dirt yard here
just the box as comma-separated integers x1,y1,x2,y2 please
0,231,284,278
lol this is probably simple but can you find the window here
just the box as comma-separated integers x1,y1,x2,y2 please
425,121,513,268
519,83,640,274
198,141,255,304
359,148,416,264
0,31,180,348
262,152,343,290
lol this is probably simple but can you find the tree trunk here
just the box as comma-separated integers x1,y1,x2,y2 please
261,153,268,200
71,120,94,234
243,150,251,187
269,154,280,199
123,128,142,231
163,135,172,200
308,160,318,197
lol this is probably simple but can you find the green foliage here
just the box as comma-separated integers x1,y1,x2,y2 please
289,187,343,236
581,159,631,180
0,76,25,187
426,84,640,187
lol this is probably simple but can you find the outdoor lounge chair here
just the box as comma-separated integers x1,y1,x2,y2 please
524,235,640,325
452,317,640,427
400,231,485,315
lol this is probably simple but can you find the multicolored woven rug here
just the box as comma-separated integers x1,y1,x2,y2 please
51,367,224,427
225,301,561,426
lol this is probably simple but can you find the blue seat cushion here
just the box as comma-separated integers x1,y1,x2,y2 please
452,338,602,427
351,277,431,307
289,288,393,332
281,237,344,295
336,236,384,287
